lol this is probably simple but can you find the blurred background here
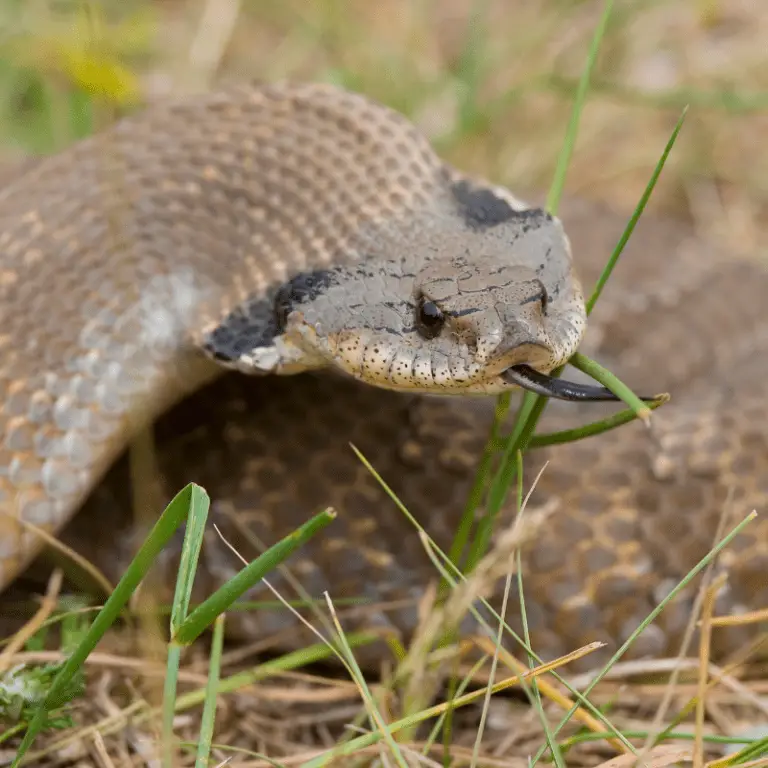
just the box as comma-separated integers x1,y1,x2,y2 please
0,0,765,254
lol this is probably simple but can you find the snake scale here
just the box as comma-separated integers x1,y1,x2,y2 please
1,81,767,670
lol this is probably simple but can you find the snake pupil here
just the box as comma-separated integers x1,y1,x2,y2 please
417,298,445,339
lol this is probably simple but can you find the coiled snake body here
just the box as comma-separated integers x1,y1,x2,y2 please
1,82,767,669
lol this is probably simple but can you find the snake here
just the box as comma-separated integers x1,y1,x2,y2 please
1,81,767,672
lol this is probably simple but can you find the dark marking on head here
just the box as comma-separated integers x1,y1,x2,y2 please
274,269,337,330
519,279,549,312
384,300,413,313
451,180,516,229
446,307,482,319
451,180,555,237
203,292,279,363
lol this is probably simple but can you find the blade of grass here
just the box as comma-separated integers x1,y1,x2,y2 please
465,97,686,571
468,347,662,568
560,730,756,750
546,0,615,213
194,614,225,768
168,484,210,635
10,483,206,768
20,633,382,766
466,408,551,573
473,636,628,755
586,107,688,314
172,508,336,645
453,0,615,575
447,392,512,571
710,734,768,767
528,393,669,448
421,655,489,758
323,593,409,768
298,645,600,768
569,352,653,423
529,510,758,767
471,549,528,768
353,445,634,751
513,451,565,768
427,515,761,764
162,483,210,767
459,393,537,573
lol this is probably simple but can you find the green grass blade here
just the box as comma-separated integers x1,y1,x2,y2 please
324,595,409,768
194,614,225,768
24,633,383,764
517,548,565,768
354,445,633,751
421,656,488,758
455,0,616,575
162,646,182,768
586,107,688,315
528,393,669,448
297,643,604,768
546,0,615,214
460,392,537,573
421,535,634,755
569,352,654,422
447,392,512,571
529,511,758,766
474,100,688,564
169,484,210,634
561,730,757,749
464,396,539,573
10,483,204,767
173,508,336,645
465,90,679,568
162,484,210,766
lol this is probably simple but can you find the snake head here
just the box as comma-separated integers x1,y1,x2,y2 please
215,207,623,400
203,184,621,401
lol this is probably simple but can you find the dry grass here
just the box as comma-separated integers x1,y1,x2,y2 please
1,0,768,766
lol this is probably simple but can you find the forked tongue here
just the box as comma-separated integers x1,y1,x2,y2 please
503,364,631,402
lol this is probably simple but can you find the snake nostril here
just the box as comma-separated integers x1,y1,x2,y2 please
415,296,445,340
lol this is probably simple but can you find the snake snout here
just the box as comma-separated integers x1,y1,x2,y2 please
473,323,555,372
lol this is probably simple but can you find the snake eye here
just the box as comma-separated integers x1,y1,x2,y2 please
417,298,445,339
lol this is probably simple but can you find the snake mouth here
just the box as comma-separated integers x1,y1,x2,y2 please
502,364,627,402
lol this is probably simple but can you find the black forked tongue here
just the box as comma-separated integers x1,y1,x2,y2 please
503,364,622,402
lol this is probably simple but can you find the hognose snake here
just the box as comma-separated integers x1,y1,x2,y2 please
1,82,767,669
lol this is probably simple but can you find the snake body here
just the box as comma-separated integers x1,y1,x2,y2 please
1,82,767,669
